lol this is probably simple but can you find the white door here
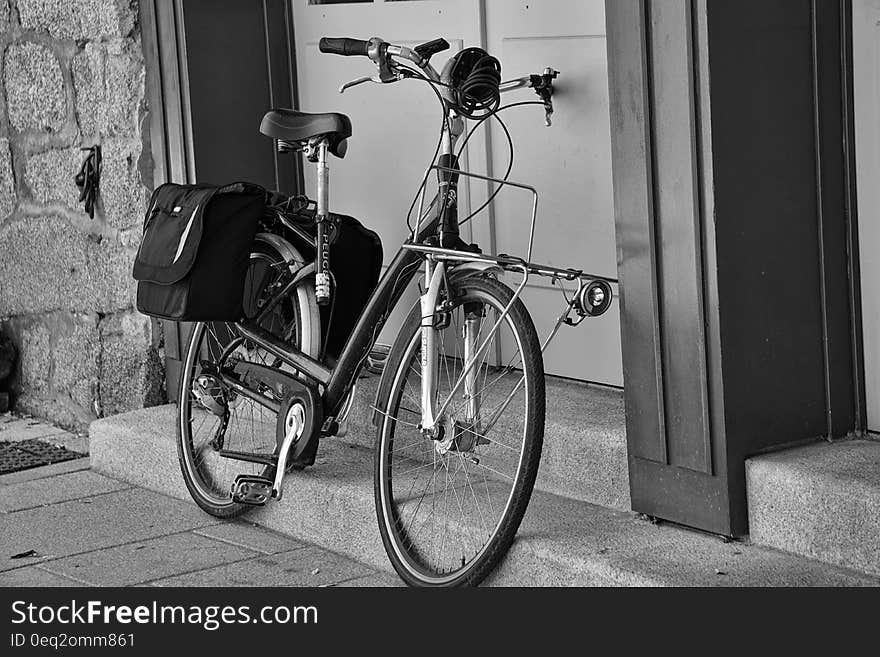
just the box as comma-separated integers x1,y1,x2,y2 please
292,0,621,386
853,0,880,433
483,0,621,386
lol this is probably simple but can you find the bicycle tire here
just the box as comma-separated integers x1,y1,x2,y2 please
374,275,545,586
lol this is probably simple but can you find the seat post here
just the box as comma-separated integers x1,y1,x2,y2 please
316,138,329,217
315,139,331,305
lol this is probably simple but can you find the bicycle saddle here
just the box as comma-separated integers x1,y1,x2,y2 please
260,109,351,158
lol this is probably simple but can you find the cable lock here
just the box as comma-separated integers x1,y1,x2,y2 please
446,49,502,120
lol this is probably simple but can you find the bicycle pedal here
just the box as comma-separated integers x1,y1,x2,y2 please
231,474,274,506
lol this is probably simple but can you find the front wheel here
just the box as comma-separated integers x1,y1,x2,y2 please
374,275,545,586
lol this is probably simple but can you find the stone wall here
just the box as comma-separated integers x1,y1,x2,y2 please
0,0,164,430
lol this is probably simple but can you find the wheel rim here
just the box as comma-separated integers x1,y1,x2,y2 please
377,285,533,584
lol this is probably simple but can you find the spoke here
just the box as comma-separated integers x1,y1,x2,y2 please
439,449,450,569
402,462,441,539
445,455,477,563
468,428,519,453
469,460,514,482
395,460,438,478
483,465,497,523
457,451,489,539
372,405,421,429
389,441,433,458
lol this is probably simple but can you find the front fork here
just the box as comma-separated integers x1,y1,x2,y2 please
463,311,482,428
419,259,444,432
419,258,482,435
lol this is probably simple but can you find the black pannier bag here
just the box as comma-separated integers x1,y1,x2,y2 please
266,192,383,360
319,213,383,359
133,182,265,321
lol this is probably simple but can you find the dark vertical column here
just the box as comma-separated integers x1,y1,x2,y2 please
605,0,668,467
608,0,731,534
646,0,713,474
606,0,859,536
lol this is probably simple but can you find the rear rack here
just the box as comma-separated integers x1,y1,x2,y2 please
402,242,616,286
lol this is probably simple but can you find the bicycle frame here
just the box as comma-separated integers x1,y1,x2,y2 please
234,199,438,421
231,96,466,428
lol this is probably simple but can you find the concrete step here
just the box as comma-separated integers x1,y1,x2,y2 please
346,372,630,510
90,406,878,586
746,439,880,577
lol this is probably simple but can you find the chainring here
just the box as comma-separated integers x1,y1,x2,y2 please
276,384,323,471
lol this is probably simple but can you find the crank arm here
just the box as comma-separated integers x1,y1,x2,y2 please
272,419,299,501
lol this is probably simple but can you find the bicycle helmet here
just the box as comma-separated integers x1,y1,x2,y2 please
441,47,501,119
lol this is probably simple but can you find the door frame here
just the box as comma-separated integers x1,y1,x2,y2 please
140,0,193,402
139,0,303,401
845,0,873,434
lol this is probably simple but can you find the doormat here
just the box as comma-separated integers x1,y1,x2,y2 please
0,439,84,475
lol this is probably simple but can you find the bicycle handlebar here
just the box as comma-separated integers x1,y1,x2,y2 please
319,37,371,57
318,35,557,123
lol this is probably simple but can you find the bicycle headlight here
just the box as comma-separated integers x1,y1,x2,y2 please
577,280,613,317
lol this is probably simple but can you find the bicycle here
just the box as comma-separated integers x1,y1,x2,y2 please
175,36,615,587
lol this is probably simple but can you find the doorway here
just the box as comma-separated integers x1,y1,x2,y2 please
292,0,622,386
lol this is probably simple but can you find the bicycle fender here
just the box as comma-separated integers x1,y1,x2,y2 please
447,261,503,285
255,232,309,273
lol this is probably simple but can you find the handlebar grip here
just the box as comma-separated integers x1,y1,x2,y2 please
319,37,371,57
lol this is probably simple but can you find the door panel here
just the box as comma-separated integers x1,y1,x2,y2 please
853,0,880,432
292,0,621,383
145,0,297,401
484,0,622,385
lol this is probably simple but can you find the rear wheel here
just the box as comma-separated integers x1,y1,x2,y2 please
176,236,319,518
374,275,545,586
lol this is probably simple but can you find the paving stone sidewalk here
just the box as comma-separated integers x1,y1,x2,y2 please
0,417,398,587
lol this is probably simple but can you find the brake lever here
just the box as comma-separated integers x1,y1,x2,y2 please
339,75,376,94
339,65,406,94
531,67,559,127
